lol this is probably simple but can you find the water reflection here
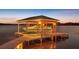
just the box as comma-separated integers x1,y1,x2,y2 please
23,37,68,49
50,42,57,49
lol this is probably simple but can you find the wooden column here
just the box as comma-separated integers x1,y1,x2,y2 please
51,22,57,49
38,21,43,48
18,23,20,33
40,23,43,48
53,23,57,49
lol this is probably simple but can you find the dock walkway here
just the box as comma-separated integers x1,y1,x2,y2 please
0,32,68,49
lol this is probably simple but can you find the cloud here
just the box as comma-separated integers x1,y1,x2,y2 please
0,17,19,24
59,17,79,23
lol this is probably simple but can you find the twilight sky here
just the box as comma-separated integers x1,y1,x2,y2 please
0,9,79,23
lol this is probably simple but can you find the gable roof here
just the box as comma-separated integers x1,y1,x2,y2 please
19,15,59,21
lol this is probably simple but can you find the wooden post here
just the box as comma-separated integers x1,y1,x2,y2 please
40,24,43,48
51,23,54,41
18,23,20,33
28,41,30,48
51,23,54,48
51,22,57,49
54,23,57,49
39,21,43,48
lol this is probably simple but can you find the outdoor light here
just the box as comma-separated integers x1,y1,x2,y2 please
38,21,42,24
53,22,56,26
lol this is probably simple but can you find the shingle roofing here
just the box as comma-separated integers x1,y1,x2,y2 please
19,15,58,21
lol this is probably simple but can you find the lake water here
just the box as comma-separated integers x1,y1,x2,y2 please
0,25,79,49
0,25,17,45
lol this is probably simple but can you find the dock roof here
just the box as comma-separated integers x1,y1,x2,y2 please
19,15,59,21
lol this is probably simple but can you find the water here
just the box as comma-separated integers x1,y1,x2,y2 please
0,25,17,45
0,25,79,49
57,26,79,49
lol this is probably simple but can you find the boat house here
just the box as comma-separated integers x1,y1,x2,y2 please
17,15,59,34
15,15,59,48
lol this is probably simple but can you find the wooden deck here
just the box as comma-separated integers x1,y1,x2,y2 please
16,32,68,49
18,32,68,41
0,32,68,49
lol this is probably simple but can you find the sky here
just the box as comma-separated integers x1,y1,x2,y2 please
0,9,79,23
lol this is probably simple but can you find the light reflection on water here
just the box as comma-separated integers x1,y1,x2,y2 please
0,25,79,49
23,40,57,49
22,37,68,49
